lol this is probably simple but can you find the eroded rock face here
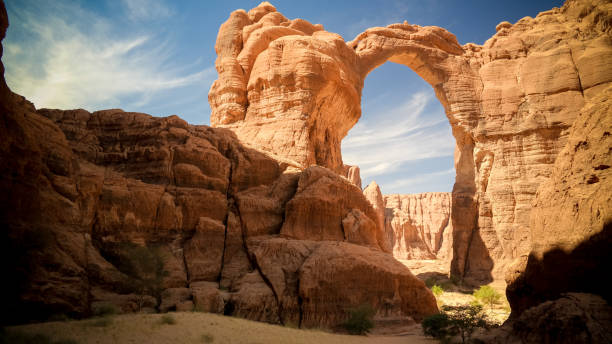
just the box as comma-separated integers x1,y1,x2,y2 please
0,102,432,325
506,85,612,318
342,164,362,189
480,293,612,344
210,0,612,282
0,2,433,324
384,193,453,260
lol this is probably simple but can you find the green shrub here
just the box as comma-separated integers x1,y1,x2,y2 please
423,304,488,344
442,304,488,344
473,285,502,310
201,333,214,343
159,314,176,325
342,304,375,335
431,284,444,298
422,313,453,342
92,304,118,317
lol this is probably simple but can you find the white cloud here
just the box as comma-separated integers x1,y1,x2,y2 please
122,0,174,21
342,91,455,178
3,1,213,113
384,168,455,191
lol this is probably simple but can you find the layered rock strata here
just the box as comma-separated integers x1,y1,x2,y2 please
384,193,453,261
0,102,437,325
506,84,612,318
0,1,436,326
209,0,612,282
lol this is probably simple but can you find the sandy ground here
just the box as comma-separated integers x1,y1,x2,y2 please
6,312,437,344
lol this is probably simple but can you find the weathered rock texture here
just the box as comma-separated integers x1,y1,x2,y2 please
384,193,453,261
342,164,362,189
0,1,436,326
210,0,612,282
480,293,612,344
506,84,612,318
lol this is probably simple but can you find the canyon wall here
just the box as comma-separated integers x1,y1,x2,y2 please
209,0,612,282
0,1,437,326
384,192,453,261
506,84,611,317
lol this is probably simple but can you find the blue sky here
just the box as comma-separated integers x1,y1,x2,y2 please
3,0,562,194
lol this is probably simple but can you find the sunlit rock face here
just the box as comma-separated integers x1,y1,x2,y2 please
210,0,612,283
384,192,453,261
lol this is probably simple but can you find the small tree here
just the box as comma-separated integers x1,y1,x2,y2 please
423,304,488,344
473,285,502,311
442,304,488,344
112,243,168,311
422,313,453,342
343,304,375,335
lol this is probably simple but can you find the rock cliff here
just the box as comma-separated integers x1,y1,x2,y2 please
0,1,437,326
384,193,453,261
505,84,612,318
209,0,612,283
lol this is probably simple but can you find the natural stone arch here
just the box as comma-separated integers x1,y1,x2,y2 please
209,2,486,282
347,24,487,282
209,1,612,283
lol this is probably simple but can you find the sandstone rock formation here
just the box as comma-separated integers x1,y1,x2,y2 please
480,293,612,344
384,193,453,261
0,0,436,326
342,164,362,189
506,84,612,318
209,0,612,283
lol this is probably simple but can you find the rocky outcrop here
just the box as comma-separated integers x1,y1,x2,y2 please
342,164,362,189
0,1,435,326
209,0,612,282
384,193,453,260
506,84,612,318
0,104,436,325
480,293,612,344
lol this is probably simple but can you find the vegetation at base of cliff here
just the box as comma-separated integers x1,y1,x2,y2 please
422,304,490,344
472,286,502,311
342,304,375,335
431,285,444,298
100,242,169,311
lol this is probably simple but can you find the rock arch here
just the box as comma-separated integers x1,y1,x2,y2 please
209,1,612,282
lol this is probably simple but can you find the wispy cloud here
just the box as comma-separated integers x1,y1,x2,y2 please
122,0,174,21
384,168,455,191
3,1,213,116
342,90,455,179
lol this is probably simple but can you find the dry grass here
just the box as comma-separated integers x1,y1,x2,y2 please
6,312,437,344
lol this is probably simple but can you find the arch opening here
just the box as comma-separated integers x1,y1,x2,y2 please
342,61,455,195
341,50,494,285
